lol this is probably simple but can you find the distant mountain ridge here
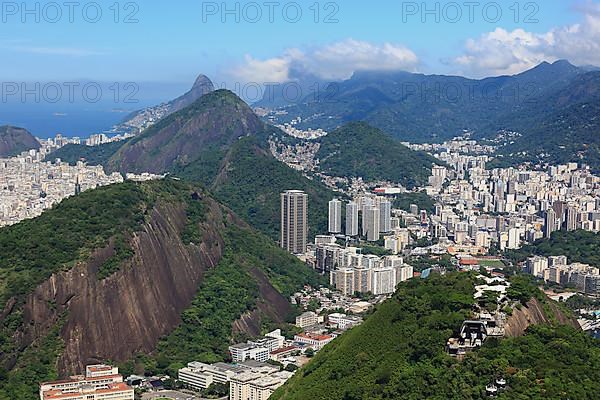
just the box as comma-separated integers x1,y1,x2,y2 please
256,60,600,170
257,60,593,142
0,125,40,157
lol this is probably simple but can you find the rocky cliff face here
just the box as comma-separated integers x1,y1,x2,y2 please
0,126,40,157
504,297,579,337
16,197,230,374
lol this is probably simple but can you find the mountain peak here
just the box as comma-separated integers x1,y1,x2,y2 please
109,89,264,174
552,59,575,68
167,73,216,113
192,74,215,92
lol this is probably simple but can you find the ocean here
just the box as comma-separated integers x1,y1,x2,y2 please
0,81,190,138
0,102,153,139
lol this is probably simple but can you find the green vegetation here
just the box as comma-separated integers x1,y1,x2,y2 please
0,182,150,305
409,254,455,272
45,141,124,168
316,122,437,188
0,318,65,400
181,194,208,245
392,191,435,213
96,233,135,280
177,137,338,241
507,230,600,266
476,259,506,268
273,273,600,400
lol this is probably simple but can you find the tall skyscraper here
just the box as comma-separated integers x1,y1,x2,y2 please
566,206,578,231
328,199,342,233
365,207,380,242
378,199,391,233
281,190,308,254
361,197,374,236
544,208,557,238
346,202,359,236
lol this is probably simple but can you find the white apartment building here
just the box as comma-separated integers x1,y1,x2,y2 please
372,267,396,295
229,331,284,363
364,207,381,242
296,311,318,328
229,343,270,363
346,202,359,236
328,313,363,330
329,199,342,233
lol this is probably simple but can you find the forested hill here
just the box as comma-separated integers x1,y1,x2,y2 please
316,122,438,188
0,179,324,399
272,273,600,400
46,90,339,241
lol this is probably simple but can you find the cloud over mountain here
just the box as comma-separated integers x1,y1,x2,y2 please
450,2,600,77
229,39,419,83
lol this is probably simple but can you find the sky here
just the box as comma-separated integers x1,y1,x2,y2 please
1,0,600,95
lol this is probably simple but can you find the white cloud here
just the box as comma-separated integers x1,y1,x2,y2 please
229,39,419,83
450,1,600,77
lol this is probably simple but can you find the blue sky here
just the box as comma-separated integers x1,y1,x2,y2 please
0,0,599,90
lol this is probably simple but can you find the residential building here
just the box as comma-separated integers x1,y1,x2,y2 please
281,190,308,254
230,370,293,400
364,207,380,242
296,311,318,328
328,199,342,233
545,208,557,238
378,199,392,233
346,202,359,236
327,313,363,330
178,362,244,390
372,267,396,295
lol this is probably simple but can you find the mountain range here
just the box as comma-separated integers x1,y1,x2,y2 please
258,60,600,170
50,85,438,239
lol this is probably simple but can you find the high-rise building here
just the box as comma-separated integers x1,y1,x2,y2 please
544,208,557,238
281,190,308,254
371,267,396,295
365,207,380,242
346,202,359,236
378,199,392,233
566,206,578,231
328,199,342,233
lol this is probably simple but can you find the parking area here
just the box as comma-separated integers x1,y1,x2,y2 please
141,390,198,400
141,390,228,400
